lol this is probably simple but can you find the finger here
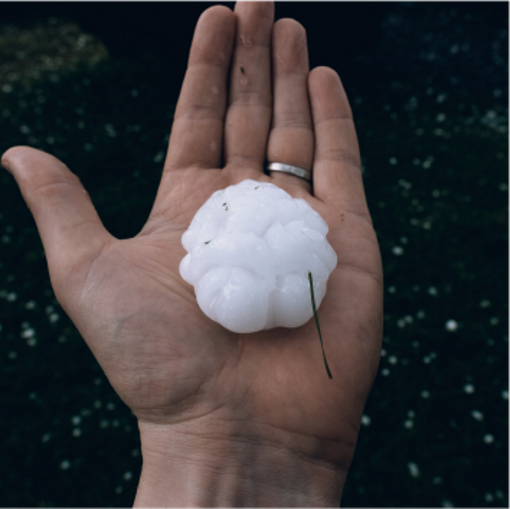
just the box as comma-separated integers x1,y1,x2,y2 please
266,18,313,193
309,67,369,217
224,2,274,174
1,146,111,295
164,6,235,171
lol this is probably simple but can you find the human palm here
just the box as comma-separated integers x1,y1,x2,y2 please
2,0,383,497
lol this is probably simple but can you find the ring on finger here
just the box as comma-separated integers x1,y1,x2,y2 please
267,162,312,183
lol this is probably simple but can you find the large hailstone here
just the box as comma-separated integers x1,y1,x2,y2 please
179,179,337,334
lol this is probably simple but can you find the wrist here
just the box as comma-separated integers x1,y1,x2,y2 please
134,416,348,507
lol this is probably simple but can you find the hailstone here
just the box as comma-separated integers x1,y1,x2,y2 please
179,179,337,334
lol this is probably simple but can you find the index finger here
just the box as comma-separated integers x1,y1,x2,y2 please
164,6,235,171
309,67,370,219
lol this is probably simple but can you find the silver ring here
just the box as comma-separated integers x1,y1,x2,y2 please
267,162,312,183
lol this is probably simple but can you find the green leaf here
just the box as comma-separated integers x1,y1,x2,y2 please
308,271,333,379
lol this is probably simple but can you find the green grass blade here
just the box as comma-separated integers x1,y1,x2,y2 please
308,271,333,380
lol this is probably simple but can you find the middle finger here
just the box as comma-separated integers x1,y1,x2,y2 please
224,2,274,175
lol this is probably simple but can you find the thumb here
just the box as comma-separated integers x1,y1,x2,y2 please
1,146,112,299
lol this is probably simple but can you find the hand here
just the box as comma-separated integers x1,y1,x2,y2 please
2,2,383,506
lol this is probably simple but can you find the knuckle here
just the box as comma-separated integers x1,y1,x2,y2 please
31,174,82,197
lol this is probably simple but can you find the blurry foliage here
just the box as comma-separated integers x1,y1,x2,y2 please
0,5,507,508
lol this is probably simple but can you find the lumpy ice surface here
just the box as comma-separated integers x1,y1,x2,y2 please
179,179,337,333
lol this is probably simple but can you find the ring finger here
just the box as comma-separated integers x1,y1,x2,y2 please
266,18,314,193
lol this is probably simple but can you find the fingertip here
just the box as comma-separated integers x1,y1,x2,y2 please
1,145,68,175
2,146,65,174
273,17,307,38
272,18,309,73
196,4,235,33
189,4,236,68
1,158,11,173
1,145,28,173
308,66,353,121
201,3,233,17
308,66,342,90
3,145,39,160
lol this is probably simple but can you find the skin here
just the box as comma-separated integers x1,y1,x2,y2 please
2,2,383,506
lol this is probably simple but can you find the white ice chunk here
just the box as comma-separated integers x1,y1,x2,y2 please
179,179,337,333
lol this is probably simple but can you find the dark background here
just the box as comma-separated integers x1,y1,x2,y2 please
0,2,392,83
0,2,507,507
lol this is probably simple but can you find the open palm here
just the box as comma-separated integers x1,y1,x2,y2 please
2,2,383,505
